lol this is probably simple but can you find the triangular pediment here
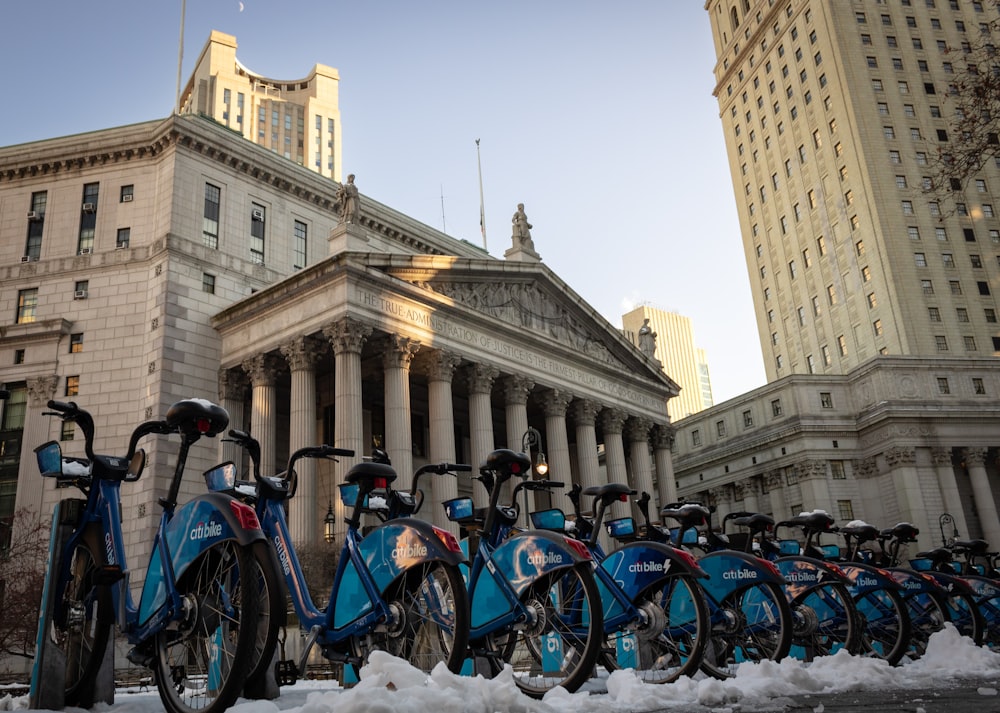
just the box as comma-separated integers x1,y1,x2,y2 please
366,254,676,391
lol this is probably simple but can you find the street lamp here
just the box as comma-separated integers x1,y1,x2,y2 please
521,426,548,527
323,499,336,544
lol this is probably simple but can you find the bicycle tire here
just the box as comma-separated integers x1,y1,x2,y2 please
943,590,986,646
600,572,710,684
901,589,949,660
242,541,285,685
488,562,603,697
853,586,911,666
378,559,471,674
53,537,113,707
153,540,260,713
700,580,792,679
788,581,862,659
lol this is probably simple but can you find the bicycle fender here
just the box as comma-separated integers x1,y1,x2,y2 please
963,574,1000,602
888,567,948,596
921,569,977,597
696,550,785,600
838,562,901,595
355,518,465,595
774,556,851,599
138,492,265,624
489,530,587,596
602,541,706,594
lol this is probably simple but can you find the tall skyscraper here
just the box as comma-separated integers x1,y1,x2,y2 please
706,0,1000,383
178,31,343,181
623,306,714,419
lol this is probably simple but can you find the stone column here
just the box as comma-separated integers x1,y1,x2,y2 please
601,408,629,489
383,334,420,492
886,447,933,547
280,336,324,545
651,424,677,510
852,457,881,525
765,470,787,520
625,417,654,522
572,399,602,503
426,351,461,533
503,375,534,526
219,368,248,468
14,375,59,515
734,477,760,516
931,447,969,540
466,364,498,505
709,485,734,534
796,459,833,517
541,389,573,511
964,448,1000,546
242,353,283,479
324,318,372,539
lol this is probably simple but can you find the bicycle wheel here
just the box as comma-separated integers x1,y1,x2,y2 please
853,587,911,666
153,540,260,713
701,580,792,679
943,590,985,645
601,573,710,684
52,538,112,707
377,560,470,674
241,541,285,686
495,563,602,697
902,590,949,660
789,582,862,660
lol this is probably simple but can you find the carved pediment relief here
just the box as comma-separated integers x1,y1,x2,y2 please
415,279,620,367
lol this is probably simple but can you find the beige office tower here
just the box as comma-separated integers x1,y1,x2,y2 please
623,306,714,420
706,1,1000,382
178,30,343,181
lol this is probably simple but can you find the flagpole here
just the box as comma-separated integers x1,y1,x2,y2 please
476,138,487,251
175,0,187,114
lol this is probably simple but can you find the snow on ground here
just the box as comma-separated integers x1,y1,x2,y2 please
2,626,998,713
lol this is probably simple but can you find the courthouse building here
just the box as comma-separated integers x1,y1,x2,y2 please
0,33,680,560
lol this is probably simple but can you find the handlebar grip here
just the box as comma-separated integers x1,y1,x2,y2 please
324,446,356,457
46,399,78,414
446,463,473,472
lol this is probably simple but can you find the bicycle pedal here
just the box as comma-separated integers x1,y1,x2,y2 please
274,660,298,686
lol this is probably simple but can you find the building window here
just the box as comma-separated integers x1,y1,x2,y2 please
838,500,855,520
936,227,948,241
120,185,134,202
965,336,979,351
69,333,83,354
807,354,816,373
61,421,75,441
973,378,987,395
743,410,754,428
951,280,963,295
979,281,992,295
16,288,37,324
812,295,821,316
77,182,99,254
250,203,266,264
838,334,848,356
831,461,846,479
716,420,727,437
884,125,896,139
14,349,25,364
691,429,701,447
929,307,941,321
202,273,216,294
818,236,827,255
915,252,927,267
937,377,951,394
116,227,130,249
943,253,956,268
936,335,949,351
771,399,783,417
986,308,998,323
293,220,308,269
862,266,872,282
65,375,79,397
908,226,921,240
889,150,901,164
867,292,878,309
827,284,838,305
203,183,220,249
873,319,884,337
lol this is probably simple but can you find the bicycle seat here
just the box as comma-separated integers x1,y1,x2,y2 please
886,522,919,542
730,512,774,533
345,461,397,486
660,502,710,529
482,449,532,476
840,523,879,542
916,547,953,564
952,539,990,556
165,399,230,437
582,482,634,507
781,510,836,532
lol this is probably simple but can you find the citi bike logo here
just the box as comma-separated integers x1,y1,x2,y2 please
784,571,818,584
528,551,564,566
190,520,224,541
722,569,758,581
629,560,669,573
104,532,116,565
273,535,291,575
856,576,879,588
392,543,428,559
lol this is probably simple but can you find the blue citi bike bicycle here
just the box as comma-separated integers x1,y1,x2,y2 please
204,430,471,682
524,480,711,683
32,399,265,713
441,449,604,697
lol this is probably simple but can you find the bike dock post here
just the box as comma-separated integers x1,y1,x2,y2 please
29,500,115,710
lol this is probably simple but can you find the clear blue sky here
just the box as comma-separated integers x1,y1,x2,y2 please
2,1,766,405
